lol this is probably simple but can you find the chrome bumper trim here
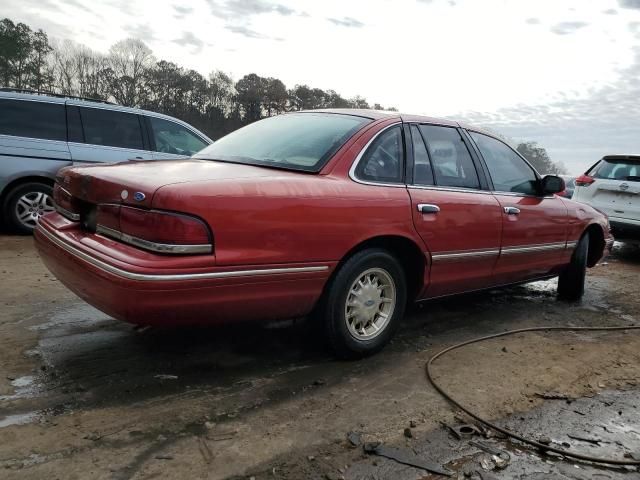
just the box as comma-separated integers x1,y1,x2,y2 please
54,203,80,221
37,225,329,282
96,225,212,255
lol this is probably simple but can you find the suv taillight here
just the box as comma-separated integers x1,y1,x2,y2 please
575,174,595,187
96,205,212,254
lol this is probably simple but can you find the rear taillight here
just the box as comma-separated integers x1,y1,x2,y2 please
120,207,210,245
575,174,595,187
52,183,81,220
96,205,212,254
96,204,120,232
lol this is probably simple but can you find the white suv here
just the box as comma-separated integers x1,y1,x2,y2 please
573,155,640,241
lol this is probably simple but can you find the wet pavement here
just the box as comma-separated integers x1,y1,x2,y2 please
1,237,640,479
344,389,640,479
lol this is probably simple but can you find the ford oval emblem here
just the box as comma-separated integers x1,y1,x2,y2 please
133,192,146,201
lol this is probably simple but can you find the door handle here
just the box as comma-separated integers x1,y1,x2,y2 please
417,204,440,214
504,206,520,215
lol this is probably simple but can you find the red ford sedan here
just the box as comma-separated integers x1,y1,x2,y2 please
35,110,613,357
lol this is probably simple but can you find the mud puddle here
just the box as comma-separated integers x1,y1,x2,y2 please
242,389,640,479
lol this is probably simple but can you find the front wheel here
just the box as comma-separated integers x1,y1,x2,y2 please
321,248,407,359
558,234,589,301
3,182,55,234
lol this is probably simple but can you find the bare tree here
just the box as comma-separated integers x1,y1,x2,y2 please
1,16,396,140
107,38,153,106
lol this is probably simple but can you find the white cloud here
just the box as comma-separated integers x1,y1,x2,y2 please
1,0,639,173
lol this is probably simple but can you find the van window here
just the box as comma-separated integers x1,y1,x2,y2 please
149,117,208,156
79,107,144,150
0,99,66,141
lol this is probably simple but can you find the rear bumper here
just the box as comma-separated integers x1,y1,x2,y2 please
35,216,333,326
609,217,640,241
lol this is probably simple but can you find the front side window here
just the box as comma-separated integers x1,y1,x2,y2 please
590,158,640,181
0,99,66,141
195,113,370,172
355,125,404,183
419,125,479,189
79,107,144,150
469,132,538,195
150,117,208,156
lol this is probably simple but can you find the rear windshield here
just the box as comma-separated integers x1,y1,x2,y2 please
590,158,640,182
194,113,370,172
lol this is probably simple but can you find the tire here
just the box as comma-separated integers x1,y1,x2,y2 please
3,182,54,235
557,234,589,301
321,248,407,359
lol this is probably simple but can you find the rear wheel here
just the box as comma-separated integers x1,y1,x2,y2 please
3,182,54,234
558,234,589,301
321,248,406,359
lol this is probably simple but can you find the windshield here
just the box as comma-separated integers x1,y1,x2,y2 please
194,113,370,172
591,158,640,182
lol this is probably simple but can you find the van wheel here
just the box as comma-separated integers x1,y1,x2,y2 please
557,234,589,301
321,248,406,359
3,182,54,234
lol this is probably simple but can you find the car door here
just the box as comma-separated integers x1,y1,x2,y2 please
467,130,569,284
67,105,154,165
406,123,503,298
146,116,210,160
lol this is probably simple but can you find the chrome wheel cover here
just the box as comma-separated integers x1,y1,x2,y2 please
345,267,396,340
15,191,54,229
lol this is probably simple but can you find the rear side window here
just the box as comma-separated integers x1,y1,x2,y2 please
0,99,66,141
149,117,208,156
355,125,404,183
419,125,479,189
410,125,434,186
469,131,538,195
79,107,144,150
591,158,640,181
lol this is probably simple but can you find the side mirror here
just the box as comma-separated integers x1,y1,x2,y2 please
541,175,565,195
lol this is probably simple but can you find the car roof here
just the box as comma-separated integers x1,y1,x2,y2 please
296,108,501,137
602,155,640,161
0,90,212,141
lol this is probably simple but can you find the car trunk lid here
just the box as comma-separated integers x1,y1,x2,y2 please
56,159,278,208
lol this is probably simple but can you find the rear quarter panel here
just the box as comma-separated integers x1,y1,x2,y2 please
152,175,419,266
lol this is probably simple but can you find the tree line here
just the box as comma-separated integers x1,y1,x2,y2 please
1,17,566,174
0,18,396,139
516,141,566,175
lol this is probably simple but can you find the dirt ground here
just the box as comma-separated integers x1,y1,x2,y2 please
1,235,640,479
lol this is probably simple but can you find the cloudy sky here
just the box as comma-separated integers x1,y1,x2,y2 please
2,0,640,174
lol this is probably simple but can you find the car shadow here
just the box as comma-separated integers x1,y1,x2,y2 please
14,273,606,418
609,240,640,265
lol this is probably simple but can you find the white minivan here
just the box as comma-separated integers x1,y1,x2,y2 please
0,89,212,233
573,155,640,241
